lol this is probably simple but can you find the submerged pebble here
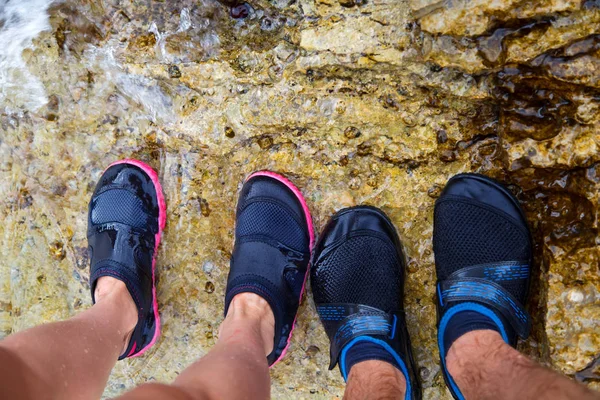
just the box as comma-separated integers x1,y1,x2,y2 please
344,126,361,139
168,65,182,78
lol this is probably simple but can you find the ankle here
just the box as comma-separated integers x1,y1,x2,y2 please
94,277,137,352
446,330,510,396
221,293,275,356
342,340,404,380
345,360,406,399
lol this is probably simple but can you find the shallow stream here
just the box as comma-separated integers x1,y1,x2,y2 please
0,0,598,398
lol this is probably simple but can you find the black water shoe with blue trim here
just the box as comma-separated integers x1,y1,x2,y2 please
311,206,421,400
434,173,533,400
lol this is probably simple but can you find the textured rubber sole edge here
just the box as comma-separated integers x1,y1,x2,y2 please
107,159,166,358
246,171,315,367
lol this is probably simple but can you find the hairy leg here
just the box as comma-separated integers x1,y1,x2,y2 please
343,360,407,400
119,293,274,400
0,277,136,400
447,330,599,400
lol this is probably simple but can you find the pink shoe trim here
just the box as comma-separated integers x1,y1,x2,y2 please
107,159,166,358
245,171,315,367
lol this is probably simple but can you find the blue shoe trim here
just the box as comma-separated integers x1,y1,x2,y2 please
390,315,397,340
441,281,529,326
482,264,529,281
438,302,509,400
340,336,412,400
438,277,530,339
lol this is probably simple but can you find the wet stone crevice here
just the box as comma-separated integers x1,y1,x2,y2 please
0,0,599,398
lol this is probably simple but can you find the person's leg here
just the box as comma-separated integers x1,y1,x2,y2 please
0,159,166,400
120,171,314,400
311,206,421,400
434,173,598,400
446,330,599,400
0,277,136,400
119,293,273,400
344,360,406,400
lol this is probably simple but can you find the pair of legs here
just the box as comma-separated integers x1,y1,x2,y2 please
0,282,595,399
0,162,597,400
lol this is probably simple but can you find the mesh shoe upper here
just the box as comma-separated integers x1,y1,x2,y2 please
91,189,153,230
433,174,533,400
434,199,530,301
236,201,308,251
312,235,402,312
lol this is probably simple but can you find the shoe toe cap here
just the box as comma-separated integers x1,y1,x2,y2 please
441,173,524,223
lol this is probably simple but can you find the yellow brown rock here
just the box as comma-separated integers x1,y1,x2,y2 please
0,0,598,398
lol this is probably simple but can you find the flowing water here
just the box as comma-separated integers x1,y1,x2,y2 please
0,0,598,398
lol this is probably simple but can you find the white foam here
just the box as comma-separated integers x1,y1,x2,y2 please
0,0,55,111
83,43,174,123
177,7,192,33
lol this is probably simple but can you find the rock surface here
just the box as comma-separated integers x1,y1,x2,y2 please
0,0,598,398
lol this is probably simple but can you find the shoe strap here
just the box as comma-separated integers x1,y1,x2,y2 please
316,303,398,370
88,222,155,359
88,223,153,299
438,261,531,339
225,240,309,366
446,260,530,283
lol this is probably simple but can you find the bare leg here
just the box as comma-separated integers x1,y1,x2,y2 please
119,293,274,400
0,277,136,400
343,361,406,400
447,330,600,400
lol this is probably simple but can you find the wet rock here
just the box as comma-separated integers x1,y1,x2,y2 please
198,198,211,217
305,345,320,357
356,142,371,156
257,136,274,150
168,65,182,78
412,0,583,37
348,177,361,190
380,94,399,110
204,281,215,294
438,149,457,163
407,259,419,274
339,0,366,7
366,174,379,188
230,3,252,19
202,261,216,274
45,94,59,121
291,127,306,137
546,249,600,374
49,241,66,261
436,129,448,144
224,126,235,138
344,126,361,139
17,189,33,209
2,0,599,398
129,33,156,51
427,184,442,198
